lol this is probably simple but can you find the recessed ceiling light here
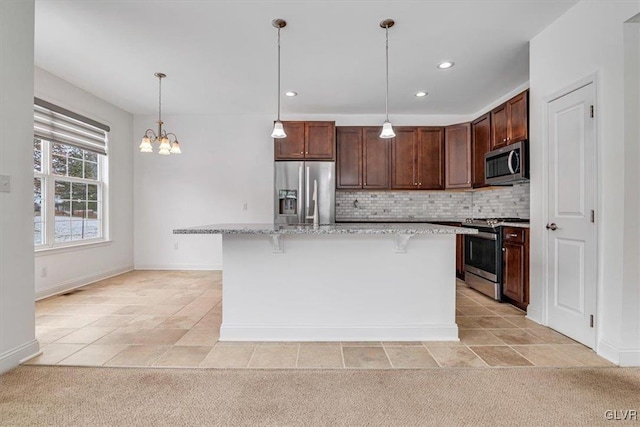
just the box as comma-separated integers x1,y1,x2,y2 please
415,91,428,97
437,61,455,70
284,91,297,97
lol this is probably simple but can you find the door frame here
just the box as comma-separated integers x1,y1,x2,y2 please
541,73,600,349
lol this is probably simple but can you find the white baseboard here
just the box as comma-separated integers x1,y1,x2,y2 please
0,339,40,375
220,324,459,342
35,264,133,300
525,304,543,324
134,264,221,271
598,340,640,366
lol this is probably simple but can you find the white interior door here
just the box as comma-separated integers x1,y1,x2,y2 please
546,82,597,348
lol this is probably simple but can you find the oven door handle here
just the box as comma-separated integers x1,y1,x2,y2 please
471,231,497,240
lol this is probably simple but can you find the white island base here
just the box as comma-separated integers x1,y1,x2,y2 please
220,232,459,342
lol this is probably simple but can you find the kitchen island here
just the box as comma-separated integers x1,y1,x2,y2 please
174,223,476,342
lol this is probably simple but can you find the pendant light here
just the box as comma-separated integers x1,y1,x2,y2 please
271,19,287,139
379,19,396,139
139,72,182,155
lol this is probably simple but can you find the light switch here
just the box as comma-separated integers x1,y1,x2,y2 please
0,175,9,193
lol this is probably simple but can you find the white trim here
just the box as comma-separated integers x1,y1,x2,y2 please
598,340,640,367
219,324,459,342
0,340,40,375
35,264,133,300
540,73,599,347
525,306,543,324
35,239,112,256
134,264,221,271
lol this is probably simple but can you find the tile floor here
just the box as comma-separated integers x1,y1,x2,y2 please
26,271,612,369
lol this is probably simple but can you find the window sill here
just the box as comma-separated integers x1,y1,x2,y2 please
35,239,112,257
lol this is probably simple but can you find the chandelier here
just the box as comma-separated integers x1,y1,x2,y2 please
139,72,182,155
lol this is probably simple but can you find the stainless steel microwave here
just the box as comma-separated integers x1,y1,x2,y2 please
484,140,529,185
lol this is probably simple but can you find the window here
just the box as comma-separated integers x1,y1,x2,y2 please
33,99,109,249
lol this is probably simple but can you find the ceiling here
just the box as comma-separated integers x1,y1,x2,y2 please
34,0,577,116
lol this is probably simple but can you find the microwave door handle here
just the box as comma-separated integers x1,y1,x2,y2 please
508,150,516,174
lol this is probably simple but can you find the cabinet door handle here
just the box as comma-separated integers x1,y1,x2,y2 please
419,182,422,186
300,151,303,154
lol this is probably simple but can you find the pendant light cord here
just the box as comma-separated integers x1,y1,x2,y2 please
385,25,389,122
277,27,281,122
157,75,163,137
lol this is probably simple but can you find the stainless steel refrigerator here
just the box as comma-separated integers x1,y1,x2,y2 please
274,161,335,225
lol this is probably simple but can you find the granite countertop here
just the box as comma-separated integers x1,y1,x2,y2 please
500,222,530,228
173,223,477,235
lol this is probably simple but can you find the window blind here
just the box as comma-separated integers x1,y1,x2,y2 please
34,98,109,156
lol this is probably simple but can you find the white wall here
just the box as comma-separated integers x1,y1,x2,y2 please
34,68,134,299
529,0,640,365
132,113,473,269
0,0,39,374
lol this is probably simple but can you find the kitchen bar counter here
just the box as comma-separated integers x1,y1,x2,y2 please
176,222,473,342
173,222,476,235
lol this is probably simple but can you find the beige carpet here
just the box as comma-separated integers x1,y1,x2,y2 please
1,366,639,426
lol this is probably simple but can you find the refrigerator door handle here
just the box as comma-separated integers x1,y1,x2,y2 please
305,166,310,219
298,164,304,223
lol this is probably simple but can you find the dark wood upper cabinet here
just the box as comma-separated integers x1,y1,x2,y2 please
490,90,528,150
336,127,363,189
363,127,390,189
336,126,390,190
417,127,445,190
274,122,305,159
507,91,528,144
274,121,335,160
471,114,490,188
490,104,508,150
391,127,418,189
445,123,472,189
306,121,335,159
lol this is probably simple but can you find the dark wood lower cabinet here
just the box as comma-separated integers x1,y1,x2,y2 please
456,233,465,280
501,227,529,311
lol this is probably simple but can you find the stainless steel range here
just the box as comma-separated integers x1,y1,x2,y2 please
462,218,529,300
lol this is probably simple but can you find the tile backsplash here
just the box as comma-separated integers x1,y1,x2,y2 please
336,183,530,222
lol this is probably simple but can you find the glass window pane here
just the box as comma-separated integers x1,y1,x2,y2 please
83,219,100,239
56,200,71,218
52,142,70,156
71,219,84,240
34,139,42,172
69,147,83,160
68,157,83,178
52,154,67,176
55,181,70,201
54,219,71,243
34,178,42,216
86,201,98,219
84,162,97,180
72,182,87,200
88,184,98,201
34,220,43,246
84,152,97,163
72,200,86,219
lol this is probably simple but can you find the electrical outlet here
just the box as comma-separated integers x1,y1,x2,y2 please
40,266,47,278
242,203,248,211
